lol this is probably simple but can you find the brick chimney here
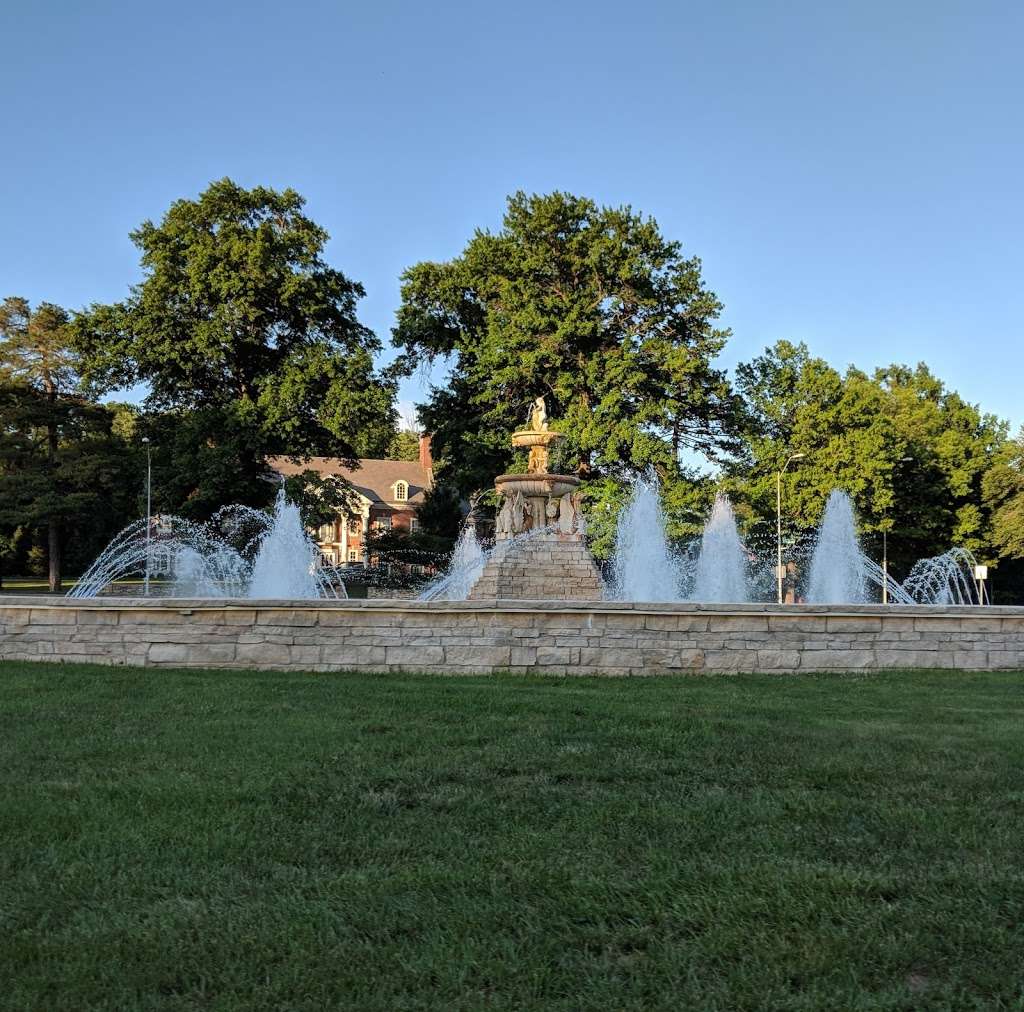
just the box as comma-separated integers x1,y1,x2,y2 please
419,433,434,485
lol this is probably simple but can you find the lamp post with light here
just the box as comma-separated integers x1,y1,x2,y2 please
881,519,892,604
776,453,805,604
142,437,152,597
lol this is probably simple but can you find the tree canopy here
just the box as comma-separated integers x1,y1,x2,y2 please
725,340,1005,573
72,178,396,517
984,431,1024,560
393,191,738,496
387,428,421,462
0,297,139,588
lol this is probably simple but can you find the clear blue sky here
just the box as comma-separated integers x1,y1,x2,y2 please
3,0,1022,437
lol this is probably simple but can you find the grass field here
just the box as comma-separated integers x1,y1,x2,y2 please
0,578,79,595
0,579,152,595
1,662,1022,1010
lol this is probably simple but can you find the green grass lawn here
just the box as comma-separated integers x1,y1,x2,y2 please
0,579,156,595
1,663,1022,1011
0,578,76,595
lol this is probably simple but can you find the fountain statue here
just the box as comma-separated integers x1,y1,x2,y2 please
489,396,586,539
467,398,603,600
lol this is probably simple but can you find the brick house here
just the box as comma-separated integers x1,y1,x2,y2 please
269,436,433,565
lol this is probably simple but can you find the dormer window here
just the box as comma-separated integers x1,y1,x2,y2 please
393,481,408,502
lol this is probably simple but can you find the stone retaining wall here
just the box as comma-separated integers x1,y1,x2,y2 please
2,597,1024,674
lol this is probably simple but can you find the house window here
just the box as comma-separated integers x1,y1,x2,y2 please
318,524,334,542
394,481,408,502
409,517,419,533
348,549,358,562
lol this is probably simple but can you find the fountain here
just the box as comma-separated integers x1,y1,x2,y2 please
418,524,486,601
70,406,988,614
690,493,750,603
902,547,981,606
248,491,339,599
610,473,684,601
69,488,343,600
797,490,982,606
609,477,752,604
603,481,982,607
14,442,1012,677
466,398,604,600
805,490,869,604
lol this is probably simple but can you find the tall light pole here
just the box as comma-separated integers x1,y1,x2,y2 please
142,437,152,597
881,523,889,605
776,453,805,604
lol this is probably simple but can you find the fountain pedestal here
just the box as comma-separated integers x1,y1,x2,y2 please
467,529,604,600
466,400,604,601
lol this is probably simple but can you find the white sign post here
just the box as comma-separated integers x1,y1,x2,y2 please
973,565,989,605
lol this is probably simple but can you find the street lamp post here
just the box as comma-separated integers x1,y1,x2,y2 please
142,437,152,597
882,525,889,605
776,453,805,605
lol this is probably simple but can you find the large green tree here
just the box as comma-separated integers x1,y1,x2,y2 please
0,298,76,589
0,298,139,590
386,428,421,462
983,431,1024,560
874,363,1005,563
729,341,903,533
393,191,738,496
727,341,1005,574
72,178,396,518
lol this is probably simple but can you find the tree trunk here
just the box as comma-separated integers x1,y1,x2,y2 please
48,519,62,594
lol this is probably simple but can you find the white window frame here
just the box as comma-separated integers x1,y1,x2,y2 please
393,481,408,502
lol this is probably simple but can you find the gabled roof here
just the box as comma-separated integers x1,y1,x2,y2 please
268,456,432,506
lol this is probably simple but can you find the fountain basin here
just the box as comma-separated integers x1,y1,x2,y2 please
510,430,564,449
494,473,579,499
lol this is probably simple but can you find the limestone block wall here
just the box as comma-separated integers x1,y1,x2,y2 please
2,598,1024,674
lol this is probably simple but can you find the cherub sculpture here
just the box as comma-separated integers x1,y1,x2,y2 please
557,492,576,534
528,396,549,432
557,491,587,535
509,491,528,534
495,495,514,536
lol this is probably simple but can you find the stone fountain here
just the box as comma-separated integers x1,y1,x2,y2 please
8,423,1018,675
467,398,604,600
